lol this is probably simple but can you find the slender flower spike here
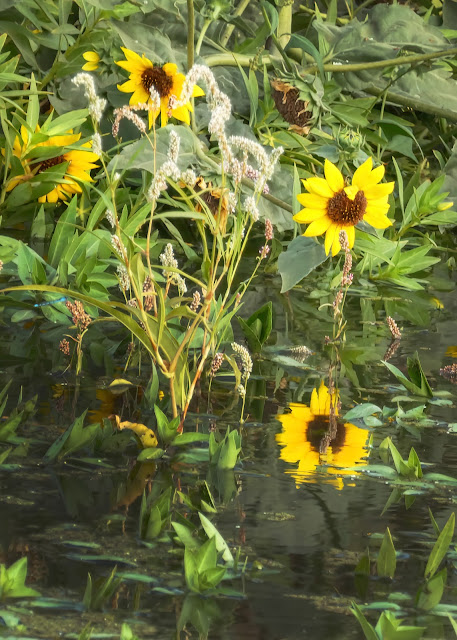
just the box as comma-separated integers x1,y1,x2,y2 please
115,48,204,128
82,51,100,71
295,158,395,256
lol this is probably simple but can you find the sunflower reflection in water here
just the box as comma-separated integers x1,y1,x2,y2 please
276,382,369,489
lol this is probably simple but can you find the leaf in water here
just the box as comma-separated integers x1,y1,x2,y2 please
416,568,447,611
344,403,382,420
377,528,396,579
199,513,234,565
64,554,137,567
351,602,378,640
277,236,328,293
424,512,455,580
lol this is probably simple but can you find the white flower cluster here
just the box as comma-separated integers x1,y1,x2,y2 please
117,264,130,291
91,133,102,157
243,195,259,222
72,73,107,125
105,209,116,228
231,342,253,380
159,243,187,295
169,65,283,197
146,131,182,201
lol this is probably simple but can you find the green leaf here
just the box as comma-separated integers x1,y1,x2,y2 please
278,236,328,293
417,568,447,611
199,513,234,565
377,527,396,579
344,403,382,420
424,512,455,579
351,602,378,640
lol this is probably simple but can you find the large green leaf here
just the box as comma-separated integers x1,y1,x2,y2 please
277,236,328,293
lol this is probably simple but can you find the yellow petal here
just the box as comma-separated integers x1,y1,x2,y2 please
130,88,149,105
297,193,328,209
82,62,98,71
163,62,178,76
303,176,334,198
304,216,332,237
172,105,190,124
324,159,344,193
331,229,342,256
117,80,136,93
293,208,327,224
83,51,100,62
344,184,359,201
192,84,205,97
310,387,319,415
121,47,144,64
160,103,168,127
363,213,392,229
363,182,395,199
352,157,373,188
364,163,385,187
324,223,338,255
365,202,390,217
345,225,355,248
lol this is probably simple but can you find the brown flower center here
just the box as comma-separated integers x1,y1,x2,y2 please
306,417,346,454
327,190,367,226
31,155,67,174
141,67,173,98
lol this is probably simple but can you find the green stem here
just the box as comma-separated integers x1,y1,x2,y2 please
186,0,195,70
301,47,457,76
220,0,252,48
276,0,293,50
364,84,457,122
196,19,212,56
205,52,276,68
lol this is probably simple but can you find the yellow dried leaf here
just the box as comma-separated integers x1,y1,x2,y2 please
115,416,158,448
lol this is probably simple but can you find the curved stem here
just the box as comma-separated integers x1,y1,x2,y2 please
196,19,212,56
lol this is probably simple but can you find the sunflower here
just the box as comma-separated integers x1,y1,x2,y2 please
82,51,100,71
276,381,369,489
295,157,395,256
5,125,99,203
115,47,204,128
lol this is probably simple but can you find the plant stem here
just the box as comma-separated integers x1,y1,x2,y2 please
196,19,212,56
276,0,293,50
220,0,252,48
186,0,195,71
301,47,457,76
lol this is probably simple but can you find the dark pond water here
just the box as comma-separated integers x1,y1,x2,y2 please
1,263,457,640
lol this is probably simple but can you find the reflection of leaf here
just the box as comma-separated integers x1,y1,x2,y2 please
278,236,328,292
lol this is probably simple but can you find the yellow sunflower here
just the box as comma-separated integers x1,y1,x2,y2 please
276,381,369,489
82,51,100,71
5,125,99,203
295,157,395,256
115,47,204,128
